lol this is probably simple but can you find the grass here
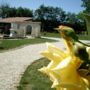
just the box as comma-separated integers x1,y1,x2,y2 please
0,38,57,51
17,58,55,90
42,32,61,38
42,32,90,40
78,35,90,40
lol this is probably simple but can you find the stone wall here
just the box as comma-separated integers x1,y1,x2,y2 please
10,21,41,38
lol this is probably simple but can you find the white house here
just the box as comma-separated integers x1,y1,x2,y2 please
0,17,41,38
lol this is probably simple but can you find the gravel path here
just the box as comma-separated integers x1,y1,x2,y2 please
0,39,65,90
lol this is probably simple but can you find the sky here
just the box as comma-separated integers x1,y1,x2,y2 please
0,0,84,14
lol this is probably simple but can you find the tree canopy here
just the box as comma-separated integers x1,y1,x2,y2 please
0,4,33,18
34,5,66,22
81,0,90,14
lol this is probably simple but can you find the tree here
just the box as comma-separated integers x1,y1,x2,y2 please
0,4,33,18
65,12,77,24
8,7,17,17
16,7,33,17
61,12,86,34
81,0,90,14
76,12,87,33
34,5,66,21
34,5,66,32
0,3,10,18
23,8,33,17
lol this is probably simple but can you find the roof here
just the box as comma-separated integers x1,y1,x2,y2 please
0,17,32,23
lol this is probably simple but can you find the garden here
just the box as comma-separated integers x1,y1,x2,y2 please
0,0,90,90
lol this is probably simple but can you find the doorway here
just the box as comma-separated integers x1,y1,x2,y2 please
26,25,32,35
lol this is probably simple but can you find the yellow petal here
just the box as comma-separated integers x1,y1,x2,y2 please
63,40,73,54
86,47,90,60
66,77,89,90
52,73,90,90
46,43,67,59
38,67,48,75
40,50,62,62
81,77,89,89
58,26,74,54
40,50,64,68
56,87,67,90
71,56,82,69
52,56,81,88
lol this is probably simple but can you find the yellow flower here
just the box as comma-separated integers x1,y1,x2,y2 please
39,25,90,90
40,43,68,69
39,43,89,89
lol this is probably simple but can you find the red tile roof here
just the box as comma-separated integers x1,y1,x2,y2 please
0,17,32,23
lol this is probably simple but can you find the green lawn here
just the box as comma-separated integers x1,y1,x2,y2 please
42,32,90,40
42,32,61,38
0,38,56,51
17,58,55,90
78,35,90,40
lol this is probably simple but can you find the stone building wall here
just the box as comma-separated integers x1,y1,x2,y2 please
10,21,41,38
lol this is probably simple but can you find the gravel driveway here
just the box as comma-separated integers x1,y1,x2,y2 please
0,38,65,90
